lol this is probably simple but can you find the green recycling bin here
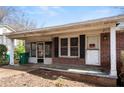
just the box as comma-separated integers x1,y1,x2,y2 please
19,53,29,64
6,54,10,62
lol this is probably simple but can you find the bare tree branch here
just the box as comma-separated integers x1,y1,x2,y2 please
0,6,37,31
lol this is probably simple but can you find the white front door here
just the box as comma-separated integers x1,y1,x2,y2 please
37,42,44,63
86,35,100,65
37,42,52,64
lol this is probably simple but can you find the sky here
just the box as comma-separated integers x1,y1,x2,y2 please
18,6,123,28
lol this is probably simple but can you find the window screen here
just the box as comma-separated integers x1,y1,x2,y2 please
61,38,68,56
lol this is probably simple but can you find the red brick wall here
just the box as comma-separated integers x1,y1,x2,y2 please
53,57,85,65
116,32,124,73
100,32,124,72
37,68,117,86
100,33,110,71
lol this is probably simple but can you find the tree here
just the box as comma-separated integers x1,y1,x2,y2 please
14,41,25,59
6,13,36,31
0,44,8,64
0,7,16,23
0,6,36,31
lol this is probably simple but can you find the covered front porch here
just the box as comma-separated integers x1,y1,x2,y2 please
5,15,124,86
6,22,119,75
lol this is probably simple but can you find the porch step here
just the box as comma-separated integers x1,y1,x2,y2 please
40,64,106,73
36,66,117,86
39,66,110,77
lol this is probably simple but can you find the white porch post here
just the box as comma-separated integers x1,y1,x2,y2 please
9,39,14,65
110,27,117,77
3,35,6,45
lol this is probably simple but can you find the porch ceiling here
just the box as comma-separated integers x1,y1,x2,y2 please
5,15,124,40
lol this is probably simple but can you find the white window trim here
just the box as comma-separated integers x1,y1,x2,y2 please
59,35,80,58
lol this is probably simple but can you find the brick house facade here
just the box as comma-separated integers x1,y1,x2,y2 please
5,15,124,86
52,32,124,74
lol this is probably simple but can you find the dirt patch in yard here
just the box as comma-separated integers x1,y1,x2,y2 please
0,69,98,87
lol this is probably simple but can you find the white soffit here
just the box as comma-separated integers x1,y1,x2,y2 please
117,22,124,29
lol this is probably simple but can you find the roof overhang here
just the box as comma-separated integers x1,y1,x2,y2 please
5,15,124,40
0,25,16,32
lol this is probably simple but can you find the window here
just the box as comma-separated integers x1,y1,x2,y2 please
70,37,78,56
45,42,52,57
31,42,36,57
61,38,68,56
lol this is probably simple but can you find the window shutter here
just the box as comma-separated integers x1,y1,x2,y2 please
80,35,85,58
25,41,30,53
53,37,59,57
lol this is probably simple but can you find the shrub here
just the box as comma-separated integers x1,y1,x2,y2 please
0,44,8,64
14,41,25,59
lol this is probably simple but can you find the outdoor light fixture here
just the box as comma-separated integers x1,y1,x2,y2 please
103,34,108,40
